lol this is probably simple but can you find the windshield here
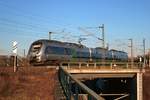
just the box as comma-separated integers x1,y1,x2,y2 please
31,42,42,53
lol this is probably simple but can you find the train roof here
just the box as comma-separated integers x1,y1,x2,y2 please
95,47,108,50
109,49,127,53
33,39,61,44
32,39,87,48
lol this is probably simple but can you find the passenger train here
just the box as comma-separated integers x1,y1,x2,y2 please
27,39,128,65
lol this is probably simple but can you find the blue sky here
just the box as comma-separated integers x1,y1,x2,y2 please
0,0,150,56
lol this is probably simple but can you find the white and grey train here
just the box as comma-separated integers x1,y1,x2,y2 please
27,39,128,65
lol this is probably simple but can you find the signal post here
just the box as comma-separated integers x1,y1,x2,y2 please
12,41,18,72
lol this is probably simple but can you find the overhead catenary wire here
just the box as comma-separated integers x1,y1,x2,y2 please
0,1,80,42
0,1,73,29
0,1,92,38
0,18,50,32
0,21,48,35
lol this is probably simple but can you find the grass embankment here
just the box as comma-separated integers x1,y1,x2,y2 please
0,67,57,100
143,68,150,100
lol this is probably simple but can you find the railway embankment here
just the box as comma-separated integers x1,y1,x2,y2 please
0,66,150,100
0,67,57,100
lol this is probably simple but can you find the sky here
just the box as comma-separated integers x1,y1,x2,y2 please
0,0,150,56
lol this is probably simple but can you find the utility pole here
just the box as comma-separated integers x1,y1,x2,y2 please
49,32,52,40
98,24,105,48
143,39,146,68
23,49,26,58
129,39,134,68
149,49,150,68
99,24,106,66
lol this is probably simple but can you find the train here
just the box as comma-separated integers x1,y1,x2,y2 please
27,39,128,65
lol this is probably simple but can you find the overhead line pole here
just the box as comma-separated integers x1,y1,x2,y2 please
23,49,26,58
128,39,134,68
99,24,105,48
143,38,146,68
99,24,106,66
49,32,52,40
149,49,150,68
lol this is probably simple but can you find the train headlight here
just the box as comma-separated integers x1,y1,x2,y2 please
36,55,41,61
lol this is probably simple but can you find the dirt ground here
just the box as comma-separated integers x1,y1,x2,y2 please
0,67,57,100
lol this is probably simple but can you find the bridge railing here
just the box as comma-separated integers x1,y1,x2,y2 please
60,61,143,69
59,66,105,100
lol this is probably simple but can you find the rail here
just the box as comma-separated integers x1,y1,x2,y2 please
59,66,105,100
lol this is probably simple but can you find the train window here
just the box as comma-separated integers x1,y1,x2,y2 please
45,46,65,55
31,43,42,53
45,47,52,54
56,47,65,54
82,52,90,58
65,48,71,55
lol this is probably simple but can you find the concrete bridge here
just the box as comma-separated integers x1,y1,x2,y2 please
58,62,144,100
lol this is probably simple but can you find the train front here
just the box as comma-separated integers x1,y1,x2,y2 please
27,40,45,65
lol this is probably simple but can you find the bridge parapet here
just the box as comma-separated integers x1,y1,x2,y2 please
60,61,144,70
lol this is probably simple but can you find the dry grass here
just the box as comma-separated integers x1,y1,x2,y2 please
1,66,149,100
143,68,150,100
0,67,57,100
